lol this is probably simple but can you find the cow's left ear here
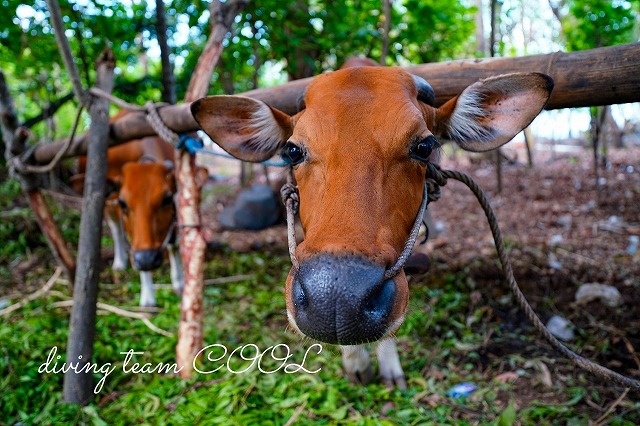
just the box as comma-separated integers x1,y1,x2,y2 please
432,73,553,152
191,95,293,162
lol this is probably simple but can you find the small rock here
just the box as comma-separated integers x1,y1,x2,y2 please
548,234,564,247
575,283,622,308
548,252,562,270
219,185,280,231
608,215,622,225
627,235,639,255
557,215,572,229
0,299,10,310
546,315,574,342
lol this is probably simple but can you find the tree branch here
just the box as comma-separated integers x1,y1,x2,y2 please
44,0,87,104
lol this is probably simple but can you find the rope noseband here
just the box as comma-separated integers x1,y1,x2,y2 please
280,168,429,279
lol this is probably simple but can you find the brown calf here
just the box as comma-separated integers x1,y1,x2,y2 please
73,135,183,306
191,66,552,387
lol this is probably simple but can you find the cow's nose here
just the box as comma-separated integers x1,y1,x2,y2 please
132,249,163,271
291,255,396,345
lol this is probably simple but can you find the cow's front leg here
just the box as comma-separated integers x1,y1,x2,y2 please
105,211,128,271
167,245,184,295
139,271,157,307
376,338,406,389
340,345,374,385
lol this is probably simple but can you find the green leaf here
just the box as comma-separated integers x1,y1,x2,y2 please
497,400,517,426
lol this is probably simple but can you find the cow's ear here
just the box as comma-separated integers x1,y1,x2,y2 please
70,174,86,195
433,73,553,152
191,95,293,162
106,176,122,197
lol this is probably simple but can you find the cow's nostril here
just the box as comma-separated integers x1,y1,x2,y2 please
364,278,396,322
292,275,308,309
133,249,163,271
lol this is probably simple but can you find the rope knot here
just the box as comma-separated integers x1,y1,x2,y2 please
425,162,447,204
280,182,299,215
145,101,179,145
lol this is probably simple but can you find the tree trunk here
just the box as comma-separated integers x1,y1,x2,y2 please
474,0,486,56
62,48,115,405
523,126,535,168
489,0,503,193
380,0,392,64
156,0,176,104
489,0,498,57
29,43,640,165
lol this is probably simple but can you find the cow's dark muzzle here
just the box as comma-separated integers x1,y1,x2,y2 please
291,254,396,345
132,248,163,271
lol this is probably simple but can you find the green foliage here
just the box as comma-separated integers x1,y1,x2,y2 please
559,0,638,50
3,249,639,424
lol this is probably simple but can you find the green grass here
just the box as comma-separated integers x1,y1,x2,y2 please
1,247,639,425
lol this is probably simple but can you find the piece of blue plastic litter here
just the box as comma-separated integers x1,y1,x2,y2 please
446,382,477,398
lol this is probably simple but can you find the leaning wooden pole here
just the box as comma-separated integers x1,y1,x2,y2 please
175,0,247,379
62,48,115,405
25,42,640,165
0,72,76,285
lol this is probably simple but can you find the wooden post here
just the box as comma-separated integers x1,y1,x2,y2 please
62,48,115,405
175,0,247,379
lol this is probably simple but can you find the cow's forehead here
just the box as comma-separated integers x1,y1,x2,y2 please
122,163,171,196
305,66,417,107
295,67,427,153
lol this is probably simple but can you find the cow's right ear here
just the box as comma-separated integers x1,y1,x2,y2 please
191,95,293,163
431,73,553,152
106,177,122,197
70,174,86,195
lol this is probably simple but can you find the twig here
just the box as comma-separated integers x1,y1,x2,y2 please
592,388,630,426
51,300,173,337
204,274,254,285
0,267,62,316
44,0,87,104
555,247,599,267
621,335,640,371
284,402,307,426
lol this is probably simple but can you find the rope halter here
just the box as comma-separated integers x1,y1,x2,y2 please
280,167,431,279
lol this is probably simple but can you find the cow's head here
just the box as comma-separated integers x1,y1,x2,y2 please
192,67,552,345
117,160,176,271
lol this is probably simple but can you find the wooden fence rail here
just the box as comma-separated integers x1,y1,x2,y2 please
27,42,640,167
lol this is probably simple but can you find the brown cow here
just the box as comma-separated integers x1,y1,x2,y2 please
73,135,184,306
191,66,552,387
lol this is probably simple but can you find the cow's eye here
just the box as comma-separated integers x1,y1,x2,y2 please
410,135,440,162
281,142,305,166
161,193,174,207
118,199,129,212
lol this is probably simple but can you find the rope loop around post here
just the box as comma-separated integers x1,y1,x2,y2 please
145,101,180,145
